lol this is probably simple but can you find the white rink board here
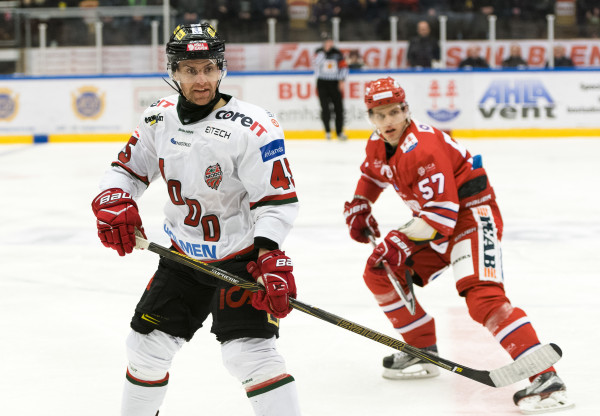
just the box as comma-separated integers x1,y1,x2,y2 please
1,70,599,138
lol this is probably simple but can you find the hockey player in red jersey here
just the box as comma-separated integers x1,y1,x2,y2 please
91,23,301,416
343,77,573,414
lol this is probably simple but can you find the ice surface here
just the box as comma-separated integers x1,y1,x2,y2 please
1,138,598,415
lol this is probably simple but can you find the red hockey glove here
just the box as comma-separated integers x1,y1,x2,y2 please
367,230,415,269
91,188,146,256
246,250,297,318
344,198,380,243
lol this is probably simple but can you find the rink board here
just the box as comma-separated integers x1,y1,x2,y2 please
1,69,599,143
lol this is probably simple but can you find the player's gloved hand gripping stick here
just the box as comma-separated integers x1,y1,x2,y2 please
367,233,417,315
134,236,563,388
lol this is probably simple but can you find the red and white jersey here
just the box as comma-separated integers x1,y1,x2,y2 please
355,120,495,249
99,94,299,261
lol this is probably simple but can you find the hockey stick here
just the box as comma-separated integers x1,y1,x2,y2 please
134,237,562,388
367,234,417,315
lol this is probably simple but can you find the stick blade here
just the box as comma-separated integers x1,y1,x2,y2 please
489,343,562,387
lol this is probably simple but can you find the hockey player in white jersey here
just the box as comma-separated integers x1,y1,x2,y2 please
91,23,301,416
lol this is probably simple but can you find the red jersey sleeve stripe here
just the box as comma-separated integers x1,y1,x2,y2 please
111,161,150,186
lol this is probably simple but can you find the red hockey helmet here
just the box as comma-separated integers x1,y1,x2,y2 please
364,77,406,110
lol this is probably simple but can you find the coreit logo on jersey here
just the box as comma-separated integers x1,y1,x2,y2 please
205,163,223,190
170,138,191,147
0,88,19,122
479,80,555,119
426,80,460,123
71,86,105,120
260,139,285,162
215,110,268,137
144,113,163,126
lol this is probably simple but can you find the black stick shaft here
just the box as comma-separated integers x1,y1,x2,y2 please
141,240,498,386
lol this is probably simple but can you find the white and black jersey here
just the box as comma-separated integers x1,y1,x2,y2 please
313,47,348,81
99,94,299,262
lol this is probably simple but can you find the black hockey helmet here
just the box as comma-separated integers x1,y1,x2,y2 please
166,23,226,74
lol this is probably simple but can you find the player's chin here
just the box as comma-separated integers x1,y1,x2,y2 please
382,132,401,145
190,92,213,106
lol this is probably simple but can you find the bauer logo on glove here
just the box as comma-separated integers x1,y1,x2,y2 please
246,250,297,319
343,197,380,244
91,188,147,256
367,230,415,268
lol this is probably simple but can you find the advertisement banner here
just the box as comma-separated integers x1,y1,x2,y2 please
23,39,600,75
1,70,599,143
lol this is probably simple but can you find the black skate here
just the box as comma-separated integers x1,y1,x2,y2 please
513,371,574,414
382,344,440,380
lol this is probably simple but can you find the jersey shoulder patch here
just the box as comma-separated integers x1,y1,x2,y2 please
400,132,418,153
413,121,434,133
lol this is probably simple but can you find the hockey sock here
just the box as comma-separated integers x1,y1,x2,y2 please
364,267,436,348
379,291,436,348
486,304,556,380
221,337,301,416
121,367,169,416
245,374,301,416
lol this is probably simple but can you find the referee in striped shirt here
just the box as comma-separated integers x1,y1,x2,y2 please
313,32,349,140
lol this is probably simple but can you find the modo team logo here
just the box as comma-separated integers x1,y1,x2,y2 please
205,163,223,190
426,80,460,123
478,80,555,119
72,86,105,120
0,88,19,122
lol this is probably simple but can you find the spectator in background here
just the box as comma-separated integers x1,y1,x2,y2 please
546,45,575,68
389,0,419,13
310,0,334,35
175,0,205,25
261,0,289,41
502,43,527,68
467,0,502,39
231,0,261,42
347,49,365,69
407,20,440,68
313,32,348,140
204,1,233,41
332,0,364,41
364,0,388,40
459,45,489,69
585,4,600,37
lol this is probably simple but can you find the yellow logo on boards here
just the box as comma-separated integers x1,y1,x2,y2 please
0,88,19,122
71,86,105,120
207,26,216,38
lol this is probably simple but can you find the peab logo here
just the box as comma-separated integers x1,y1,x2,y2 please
478,80,555,119
260,139,285,162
